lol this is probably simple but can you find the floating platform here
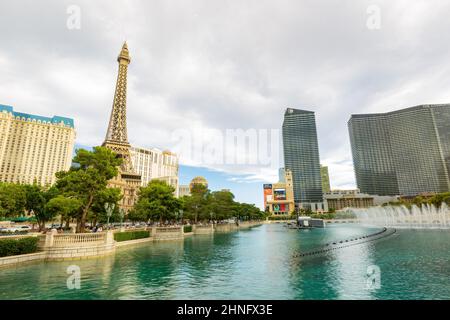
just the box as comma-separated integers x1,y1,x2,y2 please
285,217,326,229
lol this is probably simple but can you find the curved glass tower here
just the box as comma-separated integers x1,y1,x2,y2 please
348,104,450,196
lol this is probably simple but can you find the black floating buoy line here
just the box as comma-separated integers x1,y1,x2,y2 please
293,227,396,258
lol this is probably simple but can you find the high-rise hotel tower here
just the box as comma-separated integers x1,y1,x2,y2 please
282,108,324,211
0,104,75,185
130,147,179,197
102,42,141,211
348,104,450,196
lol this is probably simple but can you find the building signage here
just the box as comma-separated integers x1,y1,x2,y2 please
274,188,286,200
273,204,287,212
263,185,273,209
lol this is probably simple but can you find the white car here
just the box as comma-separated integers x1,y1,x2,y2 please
3,226,31,232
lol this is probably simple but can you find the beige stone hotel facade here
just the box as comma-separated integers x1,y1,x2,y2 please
0,104,75,186
263,169,295,215
130,147,179,197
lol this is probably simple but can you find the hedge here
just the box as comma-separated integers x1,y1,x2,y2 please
0,237,39,257
114,230,150,242
0,231,28,236
183,225,192,233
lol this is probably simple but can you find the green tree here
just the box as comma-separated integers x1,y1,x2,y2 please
89,187,122,226
130,180,181,224
412,196,424,207
23,184,53,231
183,184,210,223
234,202,265,221
0,183,26,218
209,190,235,221
55,147,122,232
45,195,82,230
428,192,450,207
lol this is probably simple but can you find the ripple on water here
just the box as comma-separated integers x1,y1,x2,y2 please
0,224,449,299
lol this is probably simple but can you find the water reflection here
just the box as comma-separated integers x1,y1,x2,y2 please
330,241,375,299
0,224,449,299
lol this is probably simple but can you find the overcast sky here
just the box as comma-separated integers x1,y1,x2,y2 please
1,0,450,206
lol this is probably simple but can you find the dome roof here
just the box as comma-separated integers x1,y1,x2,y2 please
191,176,207,184
189,176,208,191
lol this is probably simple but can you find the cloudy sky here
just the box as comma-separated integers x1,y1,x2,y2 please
1,0,450,207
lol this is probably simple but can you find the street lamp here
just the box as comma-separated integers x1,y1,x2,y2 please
179,209,184,225
210,211,214,224
119,208,125,229
105,203,115,230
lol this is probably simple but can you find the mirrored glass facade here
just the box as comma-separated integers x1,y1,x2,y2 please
348,104,450,196
282,108,323,204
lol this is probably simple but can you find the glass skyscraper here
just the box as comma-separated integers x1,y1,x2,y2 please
348,104,450,196
282,108,323,207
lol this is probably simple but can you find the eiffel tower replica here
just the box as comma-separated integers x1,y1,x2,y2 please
102,42,141,212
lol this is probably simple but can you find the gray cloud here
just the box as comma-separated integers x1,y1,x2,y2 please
1,0,450,189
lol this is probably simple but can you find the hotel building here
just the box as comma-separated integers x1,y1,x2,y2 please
349,104,450,196
130,147,179,197
323,189,374,211
282,108,324,211
178,185,191,197
0,104,75,186
263,169,295,215
320,165,331,194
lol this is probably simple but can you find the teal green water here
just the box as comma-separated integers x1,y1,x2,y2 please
0,224,449,299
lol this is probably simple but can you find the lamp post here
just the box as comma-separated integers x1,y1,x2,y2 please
105,203,115,230
119,208,125,230
210,211,214,224
179,209,184,225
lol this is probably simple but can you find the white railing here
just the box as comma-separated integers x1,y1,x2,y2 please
51,232,106,247
155,226,182,233
195,225,213,229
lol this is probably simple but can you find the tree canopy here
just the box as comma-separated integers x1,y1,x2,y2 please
55,146,122,232
128,180,181,223
0,182,26,218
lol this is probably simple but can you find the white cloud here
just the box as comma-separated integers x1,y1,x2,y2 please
1,0,450,192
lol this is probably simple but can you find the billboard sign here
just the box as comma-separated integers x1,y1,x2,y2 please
274,188,286,200
263,185,273,209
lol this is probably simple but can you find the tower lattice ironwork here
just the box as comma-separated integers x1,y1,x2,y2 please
102,42,141,211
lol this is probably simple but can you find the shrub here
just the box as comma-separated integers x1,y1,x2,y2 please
0,237,39,257
0,231,28,236
113,230,150,242
183,225,192,233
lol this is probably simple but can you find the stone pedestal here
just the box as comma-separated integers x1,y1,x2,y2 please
43,229,57,248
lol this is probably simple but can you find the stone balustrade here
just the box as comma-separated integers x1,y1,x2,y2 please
193,224,214,234
152,226,183,241
39,230,115,260
51,232,106,247
1,221,266,267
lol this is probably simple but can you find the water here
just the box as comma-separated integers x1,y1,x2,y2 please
0,224,449,300
352,203,450,229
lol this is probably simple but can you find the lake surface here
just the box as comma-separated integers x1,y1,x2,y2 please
1,223,449,299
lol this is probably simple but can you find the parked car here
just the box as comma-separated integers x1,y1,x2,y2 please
1,226,30,233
